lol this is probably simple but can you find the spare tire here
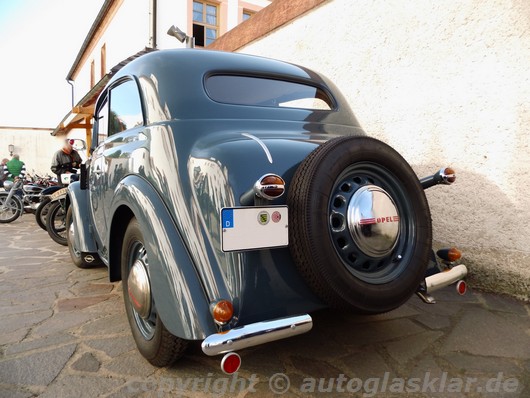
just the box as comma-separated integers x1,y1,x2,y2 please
288,136,431,314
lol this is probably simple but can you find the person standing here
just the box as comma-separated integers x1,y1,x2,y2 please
51,139,82,185
4,154,26,182
0,158,8,188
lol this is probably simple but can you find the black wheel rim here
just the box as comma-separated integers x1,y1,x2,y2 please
128,241,156,340
328,162,416,284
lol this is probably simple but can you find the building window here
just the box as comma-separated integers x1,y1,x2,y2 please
100,44,106,78
243,10,254,21
192,1,218,46
90,60,95,88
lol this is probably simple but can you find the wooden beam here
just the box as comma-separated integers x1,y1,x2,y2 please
68,122,93,129
85,116,92,155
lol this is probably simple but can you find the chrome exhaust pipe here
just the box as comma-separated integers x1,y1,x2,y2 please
425,264,468,293
420,167,456,189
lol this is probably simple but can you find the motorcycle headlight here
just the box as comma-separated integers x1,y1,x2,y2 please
3,180,13,190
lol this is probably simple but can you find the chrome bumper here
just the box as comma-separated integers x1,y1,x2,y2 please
201,314,312,356
425,264,468,293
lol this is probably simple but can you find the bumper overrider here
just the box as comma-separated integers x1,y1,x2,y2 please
202,314,312,356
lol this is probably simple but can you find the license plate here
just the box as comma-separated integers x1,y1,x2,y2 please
221,206,288,252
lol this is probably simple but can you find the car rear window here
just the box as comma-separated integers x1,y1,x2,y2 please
205,75,334,110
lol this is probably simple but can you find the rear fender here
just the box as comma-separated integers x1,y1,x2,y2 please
109,175,216,340
67,182,98,253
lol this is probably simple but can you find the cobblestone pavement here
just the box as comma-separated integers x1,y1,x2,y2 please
0,217,529,398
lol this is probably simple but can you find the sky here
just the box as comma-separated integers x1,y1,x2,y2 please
0,0,103,128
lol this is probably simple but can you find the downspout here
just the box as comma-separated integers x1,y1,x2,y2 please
149,0,157,49
66,79,75,109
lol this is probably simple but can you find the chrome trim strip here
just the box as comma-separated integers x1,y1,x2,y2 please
202,314,312,356
425,264,468,293
242,133,273,164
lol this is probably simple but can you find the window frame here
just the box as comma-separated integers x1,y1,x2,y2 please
242,9,254,21
93,76,146,149
192,0,219,47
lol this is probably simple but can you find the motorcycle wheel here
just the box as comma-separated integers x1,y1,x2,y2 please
0,192,23,223
46,201,68,246
35,197,52,230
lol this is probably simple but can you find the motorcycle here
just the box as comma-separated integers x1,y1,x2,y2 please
35,185,63,230
0,179,24,223
46,172,79,246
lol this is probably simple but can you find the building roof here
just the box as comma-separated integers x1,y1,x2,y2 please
66,0,122,81
53,48,156,136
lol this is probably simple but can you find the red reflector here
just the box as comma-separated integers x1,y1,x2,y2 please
221,352,241,374
456,280,467,295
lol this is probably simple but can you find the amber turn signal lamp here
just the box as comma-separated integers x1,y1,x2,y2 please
211,300,234,324
257,174,285,199
443,167,456,183
436,247,462,262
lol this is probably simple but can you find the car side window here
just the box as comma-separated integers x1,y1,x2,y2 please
95,100,109,145
109,79,144,136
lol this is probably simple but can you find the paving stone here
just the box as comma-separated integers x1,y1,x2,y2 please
85,336,135,358
79,314,130,336
56,294,111,312
0,328,28,346
385,331,444,364
32,311,96,337
441,352,522,376
0,300,53,317
414,312,452,330
290,356,345,379
0,310,52,334
104,350,157,377
0,344,76,386
338,349,395,380
5,332,76,356
0,387,33,398
38,375,125,398
479,293,529,315
71,352,101,372
336,318,425,346
71,282,115,296
442,308,530,359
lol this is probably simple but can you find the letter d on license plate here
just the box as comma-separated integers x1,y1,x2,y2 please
221,206,288,252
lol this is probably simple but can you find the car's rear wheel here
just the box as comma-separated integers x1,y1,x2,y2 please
121,218,188,367
288,136,432,313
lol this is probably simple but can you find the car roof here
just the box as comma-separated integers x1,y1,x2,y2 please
105,49,359,126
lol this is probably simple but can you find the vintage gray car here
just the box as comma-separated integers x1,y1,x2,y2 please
66,49,467,373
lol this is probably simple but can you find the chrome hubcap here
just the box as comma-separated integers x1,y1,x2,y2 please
128,242,155,340
127,259,152,319
347,185,400,257
328,163,415,284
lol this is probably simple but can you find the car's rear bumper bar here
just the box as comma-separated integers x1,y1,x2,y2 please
201,314,312,356
425,264,468,293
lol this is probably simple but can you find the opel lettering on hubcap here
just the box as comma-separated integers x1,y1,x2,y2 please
347,185,400,258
